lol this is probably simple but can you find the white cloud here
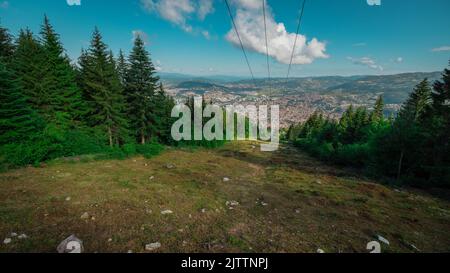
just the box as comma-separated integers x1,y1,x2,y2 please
367,0,381,6
226,0,328,65
155,60,163,71
432,46,450,52
141,0,214,34
66,0,81,6
201,30,211,40
395,57,403,63
132,30,150,45
0,1,9,9
348,57,383,71
198,0,215,20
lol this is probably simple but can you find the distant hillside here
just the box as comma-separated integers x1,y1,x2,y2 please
325,72,442,103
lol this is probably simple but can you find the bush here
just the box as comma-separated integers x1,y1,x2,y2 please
335,143,369,167
122,143,137,157
136,142,165,158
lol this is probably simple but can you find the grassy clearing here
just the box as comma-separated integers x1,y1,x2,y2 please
0,142,449,253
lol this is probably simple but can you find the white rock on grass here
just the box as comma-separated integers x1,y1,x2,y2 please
80,212,90,220
223,177,230,182
18,234,28,240
10,233,17,237
161,210,173,215
226,201,240,207
3,238,12,245
65,197,71,202
376,235,390,245
317,249,325,253
145,242,161,251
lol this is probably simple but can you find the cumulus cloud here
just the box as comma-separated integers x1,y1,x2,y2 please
225,0,328,65
198,0,215,20
66,0,81,6
348,57,383,71
141,0,214,33
432,46,450,52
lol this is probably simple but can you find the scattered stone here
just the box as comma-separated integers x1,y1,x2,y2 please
165,164,175,169
144,163,148,167
261,202,269,207
251,145,256,149
3,238,12,245
65,197,71,202
376,235,390,245
295,209,301,214
91,217,96,221
226,201,240,207
161,210,173,215
201,208,206,213
149,176,155,181
127,250,133,253
80,212,90,220
108,238,113,243
188,214,192,219
223,177,230,182
317,249,325,253
316,180,322,185
10,232,17,237
18,234,28,240
145,242,161,251
57,235,84,253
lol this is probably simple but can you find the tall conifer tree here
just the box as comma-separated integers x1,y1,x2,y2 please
78,28,128,146
125,35,159,144
39,15,86,128
0,60,43,145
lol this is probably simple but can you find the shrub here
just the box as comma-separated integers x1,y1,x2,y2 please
136,142,165,159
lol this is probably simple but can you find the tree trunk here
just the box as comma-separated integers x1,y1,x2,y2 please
108,127,113,147
141,127,145,145
397,150,404,181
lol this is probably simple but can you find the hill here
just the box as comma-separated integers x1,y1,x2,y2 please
1,142,449,253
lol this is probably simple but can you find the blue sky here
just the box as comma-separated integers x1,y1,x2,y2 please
0,0,449,77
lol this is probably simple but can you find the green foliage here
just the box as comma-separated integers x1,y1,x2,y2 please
136,142,165,159
77,28,129,146
0,60,44,145
0,22,14,60
124,35,160,144
38,16,87,128
292,67,450,189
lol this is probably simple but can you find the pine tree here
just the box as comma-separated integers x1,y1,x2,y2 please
0,60,43,145
39,15,86,128
370,95,384,123
387,79,433,181
116,49,128,86
78,28,128,146
428,63,450,185
152,83,175,143
125,35,159,144
0,22,14,60
12,29,47,111
399,79,433,122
